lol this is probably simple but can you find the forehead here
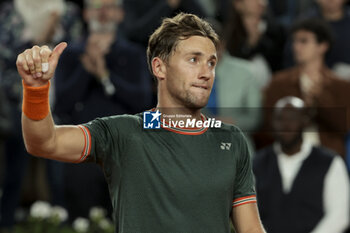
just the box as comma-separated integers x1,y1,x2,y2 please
293,30,317,40
174,36,217,56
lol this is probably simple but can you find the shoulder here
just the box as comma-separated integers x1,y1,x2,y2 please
91,113,143,128
218,123,251,150
113,37,146,56
311,146,337,160
218,52,252,72
272,67,300,81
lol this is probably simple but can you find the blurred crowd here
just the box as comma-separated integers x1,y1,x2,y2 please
0,0,350,232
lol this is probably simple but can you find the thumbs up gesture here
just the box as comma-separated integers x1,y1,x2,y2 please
16,42,67,87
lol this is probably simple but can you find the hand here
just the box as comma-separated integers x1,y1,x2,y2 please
167,0,181,9
81,53,108,79
16,42,67,87
82,34,111,79
35,11,60,45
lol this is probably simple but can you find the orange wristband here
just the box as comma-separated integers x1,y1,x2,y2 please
22,81,50,120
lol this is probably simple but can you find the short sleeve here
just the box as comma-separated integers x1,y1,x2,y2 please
78,117,118,165
232,130,257,208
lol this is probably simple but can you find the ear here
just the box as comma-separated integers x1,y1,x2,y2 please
151,57,167,81
115,7,125,23
319,42,329,54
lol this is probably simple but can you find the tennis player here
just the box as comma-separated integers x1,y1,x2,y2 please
16,12,265,233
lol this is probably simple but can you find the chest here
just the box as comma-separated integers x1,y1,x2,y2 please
119,131,238,199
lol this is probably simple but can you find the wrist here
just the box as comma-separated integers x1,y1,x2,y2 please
22,80,51,120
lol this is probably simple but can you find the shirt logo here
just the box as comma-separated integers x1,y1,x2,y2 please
143,110,161,129
220,142,231,150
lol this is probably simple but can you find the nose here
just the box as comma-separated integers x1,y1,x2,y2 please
199,63,214,81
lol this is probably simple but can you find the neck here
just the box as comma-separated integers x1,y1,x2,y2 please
322,8,344,21
300,58,324,77
157,89,202,121
156,104,202,122
242,14,261,26
280,139,302,156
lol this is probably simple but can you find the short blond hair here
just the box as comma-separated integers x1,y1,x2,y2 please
147,13,219,76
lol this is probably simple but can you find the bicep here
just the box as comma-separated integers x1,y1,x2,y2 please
232,203,265,233
52,125,86,163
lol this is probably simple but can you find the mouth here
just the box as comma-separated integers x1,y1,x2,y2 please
192,84,209,90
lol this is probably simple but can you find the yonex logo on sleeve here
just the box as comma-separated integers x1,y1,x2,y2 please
220,143,231,150
143,110,161,129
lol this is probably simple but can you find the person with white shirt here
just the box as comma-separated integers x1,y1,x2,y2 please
253,96,350,233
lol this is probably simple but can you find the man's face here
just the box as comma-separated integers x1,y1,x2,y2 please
84,0,123,33
162,36,217,109
316,0,345,13
292,30,326,65
273,108,305,148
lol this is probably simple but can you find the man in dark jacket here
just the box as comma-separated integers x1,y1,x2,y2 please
254,96,350,233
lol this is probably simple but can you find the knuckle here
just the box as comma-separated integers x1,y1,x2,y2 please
33,57,41,64
16,59,22,66
40,50,50,57
27,60,34,68
32,45,40,50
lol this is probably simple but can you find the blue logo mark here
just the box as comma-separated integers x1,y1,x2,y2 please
143,110,161,129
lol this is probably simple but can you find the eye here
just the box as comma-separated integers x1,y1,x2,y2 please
208,60,216,67
189,57,197,63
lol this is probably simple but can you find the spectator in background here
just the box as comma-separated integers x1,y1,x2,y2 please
223,0,286,89
254,96,350,233
0,0,83,230
121,0,207,48
268,0,315,27
54,0,152,220
264,18,350,158
284,0,350,80
307,0,350,80
206,38,262,150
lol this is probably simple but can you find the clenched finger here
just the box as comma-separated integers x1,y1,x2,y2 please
16,53,29,73
40,45,51,73
24,49,36,77
32,45,43,78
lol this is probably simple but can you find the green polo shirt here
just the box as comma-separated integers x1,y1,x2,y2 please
79,112,256,233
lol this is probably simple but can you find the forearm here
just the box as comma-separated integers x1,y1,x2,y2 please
22,112,56,157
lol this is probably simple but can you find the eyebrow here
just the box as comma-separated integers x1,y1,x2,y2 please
186,51,217,60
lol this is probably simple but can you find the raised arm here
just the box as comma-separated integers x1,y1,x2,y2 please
16,43,86,163
232,203,266,233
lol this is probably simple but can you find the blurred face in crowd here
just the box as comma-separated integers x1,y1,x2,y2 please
84,0,124,33
273,106,306,150
15,0,65,41
316,0,346,14
292,30,328,65
233,0,267,18
154,36,217,109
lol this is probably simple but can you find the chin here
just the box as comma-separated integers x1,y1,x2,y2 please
183,93,209,110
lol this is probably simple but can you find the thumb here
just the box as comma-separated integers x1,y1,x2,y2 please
42,42,67,80
50,42,67,62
